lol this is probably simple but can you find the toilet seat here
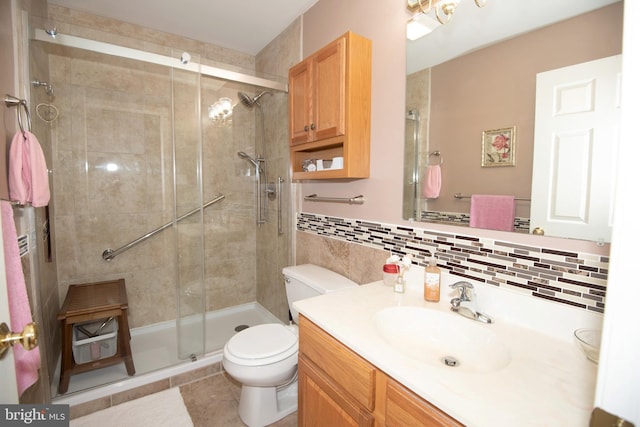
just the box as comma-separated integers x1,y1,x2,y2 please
225,323,298,366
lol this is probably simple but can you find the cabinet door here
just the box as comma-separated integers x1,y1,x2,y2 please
289,59,313,144
299,357,374,427
312,35,346,141
299,316,377,411
385,378,463,427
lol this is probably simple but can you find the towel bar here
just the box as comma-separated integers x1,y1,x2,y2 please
304,194,365,205
454,193,530,201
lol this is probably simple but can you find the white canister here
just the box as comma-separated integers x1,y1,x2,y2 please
331,156,344,169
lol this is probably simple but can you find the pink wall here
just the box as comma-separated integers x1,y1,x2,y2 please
300,0,610,254
300,0,408,222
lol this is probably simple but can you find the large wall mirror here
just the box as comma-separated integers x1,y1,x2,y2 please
403,0,623,243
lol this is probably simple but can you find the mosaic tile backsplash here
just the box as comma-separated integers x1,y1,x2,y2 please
298,213,608,314
421,210,530,233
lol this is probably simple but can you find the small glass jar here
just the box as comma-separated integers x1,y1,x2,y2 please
382,263,400,286
302,159,317,172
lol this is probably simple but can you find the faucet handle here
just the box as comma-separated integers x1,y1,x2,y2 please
449,281,474,300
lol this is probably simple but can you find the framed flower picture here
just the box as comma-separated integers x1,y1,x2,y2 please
481,126,516,167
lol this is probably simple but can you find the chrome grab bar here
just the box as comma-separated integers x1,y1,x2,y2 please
102,194,225,261
256,158,265,225
277,177,284,235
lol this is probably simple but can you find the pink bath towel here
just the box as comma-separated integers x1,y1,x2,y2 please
469,195,516,232
8,131,50,207
422,165,441,199
1,201,41,396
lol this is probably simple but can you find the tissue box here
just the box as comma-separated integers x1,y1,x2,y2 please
72,318,118,364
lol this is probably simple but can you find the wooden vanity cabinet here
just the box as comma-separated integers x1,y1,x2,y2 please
288,31,371,180
298,315,464,427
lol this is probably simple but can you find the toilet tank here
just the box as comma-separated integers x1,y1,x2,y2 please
282,264,358,323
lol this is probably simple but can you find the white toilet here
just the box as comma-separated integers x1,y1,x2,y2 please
222,264,358,427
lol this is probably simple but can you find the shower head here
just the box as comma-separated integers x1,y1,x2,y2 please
237,151,259,167
237,91,272,108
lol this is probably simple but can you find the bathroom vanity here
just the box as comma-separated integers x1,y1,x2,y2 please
294,277,599,426
299,314,462,425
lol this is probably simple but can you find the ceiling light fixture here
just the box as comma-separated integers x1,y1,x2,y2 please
407,0,487,25
406,13,441,40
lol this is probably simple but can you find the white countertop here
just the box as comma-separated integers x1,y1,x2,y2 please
294,275,599,427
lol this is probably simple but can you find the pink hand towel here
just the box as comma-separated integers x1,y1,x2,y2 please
1,201,41,396
422,165,441,199
469,195,516,232
8,131,50,207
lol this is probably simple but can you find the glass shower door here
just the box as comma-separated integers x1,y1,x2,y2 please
172,64,206,360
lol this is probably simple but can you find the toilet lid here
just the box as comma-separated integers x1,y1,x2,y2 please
226,323,298,361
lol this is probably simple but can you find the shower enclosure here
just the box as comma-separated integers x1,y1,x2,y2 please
28,20,292,398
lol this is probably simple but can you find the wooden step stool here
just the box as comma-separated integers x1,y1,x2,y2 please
57,279,135,394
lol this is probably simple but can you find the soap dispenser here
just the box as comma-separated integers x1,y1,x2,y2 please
424,256,441,302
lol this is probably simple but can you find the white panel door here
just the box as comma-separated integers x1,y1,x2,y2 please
531,55,621,242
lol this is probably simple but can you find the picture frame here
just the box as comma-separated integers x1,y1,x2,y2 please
481,126,516,167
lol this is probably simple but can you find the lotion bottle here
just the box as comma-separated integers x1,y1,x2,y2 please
424,257,441,302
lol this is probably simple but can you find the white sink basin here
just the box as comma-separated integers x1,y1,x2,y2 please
374,306,511,373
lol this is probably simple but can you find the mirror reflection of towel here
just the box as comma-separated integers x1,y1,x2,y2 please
469,195,515,231
422,165,441,199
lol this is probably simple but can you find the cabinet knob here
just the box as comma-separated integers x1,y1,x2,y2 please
532,227,545,235
310,123,316,130
304,125,309,132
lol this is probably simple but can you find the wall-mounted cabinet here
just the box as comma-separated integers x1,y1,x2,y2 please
289,31,371,180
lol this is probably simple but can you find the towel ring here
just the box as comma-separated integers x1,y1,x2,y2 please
428,150,443,165
4,94,32,136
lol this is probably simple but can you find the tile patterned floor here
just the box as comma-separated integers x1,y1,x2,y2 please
179,373,297,427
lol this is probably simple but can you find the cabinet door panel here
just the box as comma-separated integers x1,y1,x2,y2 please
299,315,376,411
313,36,346,141
299,357,374,427
385,378,463,427
289,60,313,144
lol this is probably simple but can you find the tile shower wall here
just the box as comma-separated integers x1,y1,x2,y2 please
253,19,300,322
298,213,608,313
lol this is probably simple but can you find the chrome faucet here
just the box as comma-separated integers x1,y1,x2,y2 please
449,281,492,324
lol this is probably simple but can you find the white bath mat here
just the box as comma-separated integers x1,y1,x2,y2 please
70,387,193,427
